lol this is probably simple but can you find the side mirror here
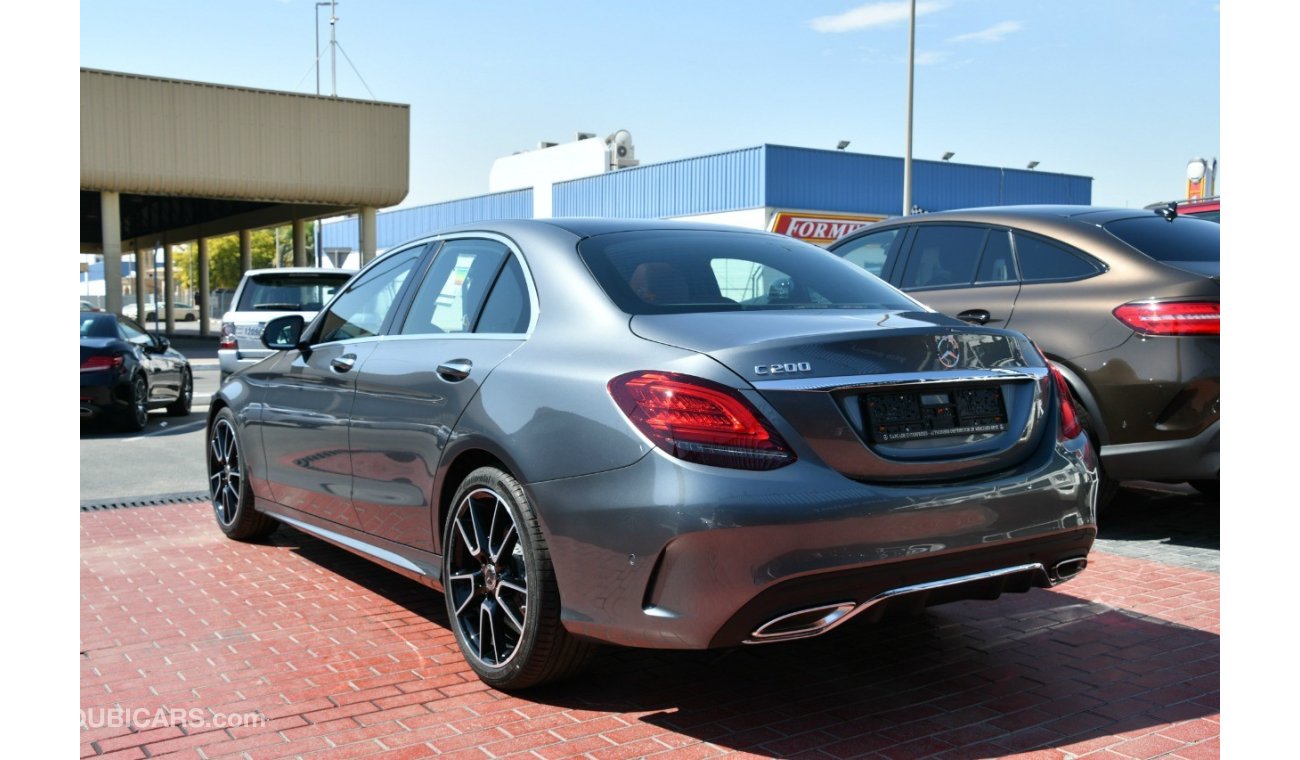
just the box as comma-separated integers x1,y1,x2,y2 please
149,334,170,353
262,314,307,351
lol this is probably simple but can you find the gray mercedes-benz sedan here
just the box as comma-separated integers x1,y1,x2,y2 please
207,219,1098,689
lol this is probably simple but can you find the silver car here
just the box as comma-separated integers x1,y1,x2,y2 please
207,219,1098,689
218,267,356,381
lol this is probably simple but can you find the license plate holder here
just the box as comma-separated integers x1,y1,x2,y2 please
862,386,1008,443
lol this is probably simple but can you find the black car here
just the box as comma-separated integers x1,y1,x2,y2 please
80,312,193,431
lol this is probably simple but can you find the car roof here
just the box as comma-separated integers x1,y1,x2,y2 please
872,205,1166,227
427,217,779,240
242,267,357,276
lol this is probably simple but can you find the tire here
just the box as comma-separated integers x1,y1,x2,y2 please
1190,480,1219,500
442,466,595,689
166,369,193,416
118,374,149,432
184,313,197,322
208,407,277,541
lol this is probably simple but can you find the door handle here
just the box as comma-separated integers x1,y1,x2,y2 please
956,309,993,325
437,359,473,382
330,354,357,373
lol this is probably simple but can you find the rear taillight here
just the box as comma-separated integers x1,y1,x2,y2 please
80,354,124,372
1030,344,1084,441
608,371,796,470
1113,300,1219,336
219,322,237,350
1049,365,1084,440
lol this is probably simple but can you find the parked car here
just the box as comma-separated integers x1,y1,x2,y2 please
827,206,1219,504
124,300,201,322
1145,196,1220,223
81,312,193,431
207,219,1098,689
218,267,356,381
80,300,101,312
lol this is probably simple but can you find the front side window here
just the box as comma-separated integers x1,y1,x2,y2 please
898,226,986,289
117,317,152,346
832,229,900,277
401,240,511,335
577,230,916,314
315,246,425,343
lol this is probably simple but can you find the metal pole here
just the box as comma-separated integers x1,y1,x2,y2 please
315,3,320,95
902,0,916,216
332,0,338,96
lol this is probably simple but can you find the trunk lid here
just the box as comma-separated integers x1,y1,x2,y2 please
631,310,1054,482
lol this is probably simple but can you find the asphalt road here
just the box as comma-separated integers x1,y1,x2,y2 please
79,335,220,502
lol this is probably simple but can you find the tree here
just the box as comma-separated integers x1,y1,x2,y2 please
174,224,317,291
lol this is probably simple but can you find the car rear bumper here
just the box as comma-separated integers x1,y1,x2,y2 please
527,434,1098,650
80,380,124,418
1101,419,1219,482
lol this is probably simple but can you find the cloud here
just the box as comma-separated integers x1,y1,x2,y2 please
948,20,1023,43
810,1,948,33
915,50,952,65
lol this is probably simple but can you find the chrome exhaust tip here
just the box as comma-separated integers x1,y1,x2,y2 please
745,602,856,643
1052,557,1088,583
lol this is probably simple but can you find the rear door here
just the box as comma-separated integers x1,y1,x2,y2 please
348,236,534,551
255,246,426,528
893,224,1021,327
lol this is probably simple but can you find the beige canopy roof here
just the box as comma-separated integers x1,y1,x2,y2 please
80,68,409,251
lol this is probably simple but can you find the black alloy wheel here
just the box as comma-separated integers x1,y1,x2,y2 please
442,467,594,689
208,408,276,540
119,374,148,432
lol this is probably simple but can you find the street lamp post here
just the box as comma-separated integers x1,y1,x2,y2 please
902,0,916,216
315,2,334,96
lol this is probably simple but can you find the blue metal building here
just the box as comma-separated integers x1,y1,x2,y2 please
322,144,1091,253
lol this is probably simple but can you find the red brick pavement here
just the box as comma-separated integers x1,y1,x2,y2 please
81,503,1219,759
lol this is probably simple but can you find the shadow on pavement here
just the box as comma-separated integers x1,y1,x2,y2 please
276,524,1217,758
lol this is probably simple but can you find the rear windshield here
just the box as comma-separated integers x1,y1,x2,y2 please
1103,216,1220,263
577,229,918,315
237,273,352,311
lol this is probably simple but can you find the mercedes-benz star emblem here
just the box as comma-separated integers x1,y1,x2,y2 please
936,335,961,369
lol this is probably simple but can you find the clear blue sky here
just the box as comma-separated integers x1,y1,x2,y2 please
78,0,1221,210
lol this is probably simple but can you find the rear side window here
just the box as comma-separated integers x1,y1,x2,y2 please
237,273,352,311
975,229,1017,283
578,230,916,315
899,226,985,289
1103,216,1220,262
474,256,531,333
1014,234,1101,281
401,239,510,335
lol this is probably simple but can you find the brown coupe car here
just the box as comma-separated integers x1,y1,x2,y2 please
828,206,1219,506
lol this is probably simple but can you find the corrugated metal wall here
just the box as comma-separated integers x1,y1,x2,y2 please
321,189,533,249
552,147,764,218
321,144,1091,251
81,69,409,207
765,145,1091,215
